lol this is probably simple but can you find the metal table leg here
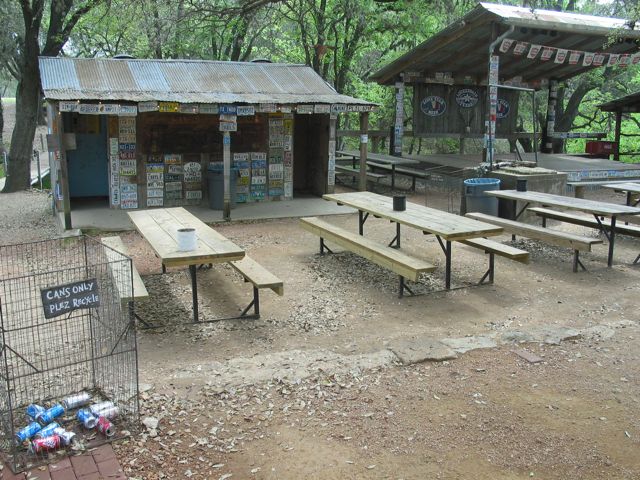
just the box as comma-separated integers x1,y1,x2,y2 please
391,165,396,189
189,264,199,322
445,240,451,289
608,215,616,268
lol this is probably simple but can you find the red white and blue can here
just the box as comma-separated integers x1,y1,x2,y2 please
62,392,91,410
15,422,42,444
35,422,61,439
26,404,45,420
77,408,98,429
29,434,62,454
95,416,115,437
36,404,65,426
96,406,119,420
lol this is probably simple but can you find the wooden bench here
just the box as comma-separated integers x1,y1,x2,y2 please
528,207,640,238
335,165,387,187
101,236,152,327
228,256,284,317
300,216,435,297
367,161,430,191
567,180,637,198
457,238,529,284
465,212,603,272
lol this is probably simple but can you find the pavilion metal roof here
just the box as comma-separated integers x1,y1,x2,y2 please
599,91,640,113
39,57,375,106
371,2,640,87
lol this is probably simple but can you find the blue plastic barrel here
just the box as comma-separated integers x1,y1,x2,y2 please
464,178,500,216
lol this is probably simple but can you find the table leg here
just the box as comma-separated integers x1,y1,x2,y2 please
626,192,632,206
391,165,396,189
189,264,199,322
608,216,616,268
445,240,451,289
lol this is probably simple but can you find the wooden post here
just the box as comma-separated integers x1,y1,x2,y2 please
359,112,369,191
614,110,622,162
328,115,337,194
223,131,231,221
542,79,558,154
392,75,405,156
51,101,72,230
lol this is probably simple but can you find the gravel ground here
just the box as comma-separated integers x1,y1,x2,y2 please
0,189,58,244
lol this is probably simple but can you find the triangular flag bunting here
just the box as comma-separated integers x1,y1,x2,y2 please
513,42,528,55
607,54,619,66
541,47,554,61
568,51,581,65
583,52,594,66
618,54,631,67
593,53,605,66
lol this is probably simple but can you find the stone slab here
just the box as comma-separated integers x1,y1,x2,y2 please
441,335,497,354
388,338,457,365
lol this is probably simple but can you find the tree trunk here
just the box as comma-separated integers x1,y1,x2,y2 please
0,95,4,155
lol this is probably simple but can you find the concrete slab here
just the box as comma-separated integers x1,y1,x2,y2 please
441,335,497,354
388,338,457,365
69,196,356,232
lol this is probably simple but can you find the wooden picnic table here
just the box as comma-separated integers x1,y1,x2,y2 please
601,182,640,206
485,189,640,267
337,150,421,189
128,207,245,322
323,191,503,289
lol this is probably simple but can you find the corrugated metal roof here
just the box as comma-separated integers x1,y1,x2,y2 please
39,57,375,106
371,2,640,86
599,91,640,112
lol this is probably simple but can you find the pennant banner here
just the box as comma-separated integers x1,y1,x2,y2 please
513,42,528,55
568,51,581,65
528,44,541,59
541,47,554,61
499,39,515,53
583,52,594,66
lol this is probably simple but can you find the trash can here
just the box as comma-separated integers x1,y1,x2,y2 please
464,178,500,216
207,165,237,210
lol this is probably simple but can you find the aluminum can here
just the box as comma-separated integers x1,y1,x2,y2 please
58,430,76,446
36,404,65,425
62,392,91,410
77,409,98,429
95,416,115,437
26,404,45,420
15,422,42,444
29,434,62,454
96,406,119,420
89,401,115,415
35,422,61,439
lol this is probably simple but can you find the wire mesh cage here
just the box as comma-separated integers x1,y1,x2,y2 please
0,236,139,472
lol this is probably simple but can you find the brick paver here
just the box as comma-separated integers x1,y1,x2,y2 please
2,444,124,480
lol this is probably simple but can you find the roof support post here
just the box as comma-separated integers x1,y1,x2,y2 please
50,101,72,230
542,79,559,154
223,131,231,221
328,115,336,194
359,112,369,192
613,110,622,162
392,75,405,157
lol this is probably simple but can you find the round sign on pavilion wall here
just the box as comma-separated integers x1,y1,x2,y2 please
420,96,447,116
455,89,479,108
497,99,510,119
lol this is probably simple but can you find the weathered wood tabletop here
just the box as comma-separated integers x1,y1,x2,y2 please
485,190,640,217
601,182,640,195
128,207,245,267
336,150,421,166
323,191,503,240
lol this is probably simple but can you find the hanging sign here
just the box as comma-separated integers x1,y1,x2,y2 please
568,51,581,65
619,54,631,67
219,104,237,115
331,104,347,113
59,102,80,113
219,122,237,132
554,49,568,64
421,96,446,116
527,44,541,59
179,104,199,114
607,54,619,66
314,104,331,114
497,99,510,119
513,42,528,55
583,52,595,66
296,105,313,114
592,53,605,66
158,102,179,113
138,101,158,113
199,104,219,114
499,39,514,53
540,47,554,61
259,104,277,113
279,105,292,113
237,106,255,116
41,279,100,319
118,105,137,116
632,54,640,65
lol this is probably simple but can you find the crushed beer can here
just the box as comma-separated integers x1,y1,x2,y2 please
36,404,65,425
96,406,119,420
89,401,115,415
26,404,45,420
15,422,42,444
29,434,62,454
77,408,98,429
62,392,91,410
95,416,115,437
35,422,61,439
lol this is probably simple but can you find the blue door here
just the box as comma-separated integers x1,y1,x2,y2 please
67,116,109,198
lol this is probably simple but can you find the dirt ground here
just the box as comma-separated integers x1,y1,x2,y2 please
99,185,640,480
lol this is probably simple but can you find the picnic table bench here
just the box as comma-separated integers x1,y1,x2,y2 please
334,164,388,187
466,212,602,272
336,150,425,189
300,216,436,296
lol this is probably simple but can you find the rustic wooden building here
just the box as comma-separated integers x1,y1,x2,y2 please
39,57,375,229
599,91,640,162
